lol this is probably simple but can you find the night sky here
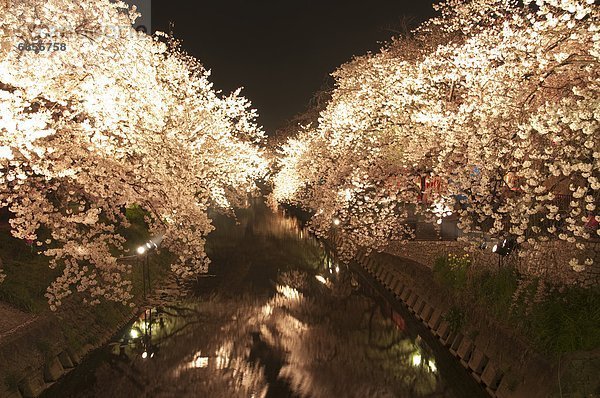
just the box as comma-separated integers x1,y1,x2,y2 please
152,0,438,134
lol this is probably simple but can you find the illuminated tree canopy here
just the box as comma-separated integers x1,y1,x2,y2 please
273,0,599,272
0,0,268,308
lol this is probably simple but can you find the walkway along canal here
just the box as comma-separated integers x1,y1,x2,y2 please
41,201,485,398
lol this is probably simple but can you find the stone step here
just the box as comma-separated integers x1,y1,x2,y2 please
57,350,74,369
412,297,426,315
457,338,474,367
449,333,464,355
400,288,411,302
428,309,443,331
43,357,65,382
393,282,405,297
419,304,433,323
406,292,418,308
18,373,45,398
435,320,450,339
480,361,504,391
468,347,488,375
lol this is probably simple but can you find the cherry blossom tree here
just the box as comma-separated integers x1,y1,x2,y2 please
273,0,599,274
0,0,267,308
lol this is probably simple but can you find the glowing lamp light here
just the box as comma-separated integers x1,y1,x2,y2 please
142,351,148,359
492,238,516,256
192,355,209,368
130,329,139,339
428,360,437,373
333,218,341,226
315,275,327,284
137,246,146,255
412,353,422,367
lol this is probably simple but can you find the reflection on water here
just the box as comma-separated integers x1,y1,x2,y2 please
43,202,455,398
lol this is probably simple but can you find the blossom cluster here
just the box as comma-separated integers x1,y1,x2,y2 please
273,0,599,272
0,0,268,308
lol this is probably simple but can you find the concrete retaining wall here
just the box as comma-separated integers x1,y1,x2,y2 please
0,305,138,398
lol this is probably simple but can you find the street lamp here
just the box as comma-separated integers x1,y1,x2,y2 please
137,239,159,298
492,237,516,269
491,237,515,256
329,217,343,275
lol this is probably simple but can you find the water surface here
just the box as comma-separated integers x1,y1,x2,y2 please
43,203,462,398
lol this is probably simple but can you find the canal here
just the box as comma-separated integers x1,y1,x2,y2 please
42,201,482,398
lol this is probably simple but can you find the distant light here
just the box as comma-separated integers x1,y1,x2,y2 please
315,275,327,284
335,266,340,273
192,355,209,368
146,242,152,249
276,285,301,300
151,352,155,358
130,329,139,339
428,360,437,373
492,244,498,253
137,246,146,255
142,351,148,359
436,219,442,225
333,218,341,226
412,353,422,367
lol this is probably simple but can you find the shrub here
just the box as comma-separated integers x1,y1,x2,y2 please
443,306,466,333
528,287,600,355
433,253,470,291
473,267,519,317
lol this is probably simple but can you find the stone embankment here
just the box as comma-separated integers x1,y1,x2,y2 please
355,250,563,398
0,277,183,398
0,303,136,398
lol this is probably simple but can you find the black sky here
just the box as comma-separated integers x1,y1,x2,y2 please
152,0,438,134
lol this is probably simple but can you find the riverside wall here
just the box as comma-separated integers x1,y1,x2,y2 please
0,302,139,398
356,249,599,398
